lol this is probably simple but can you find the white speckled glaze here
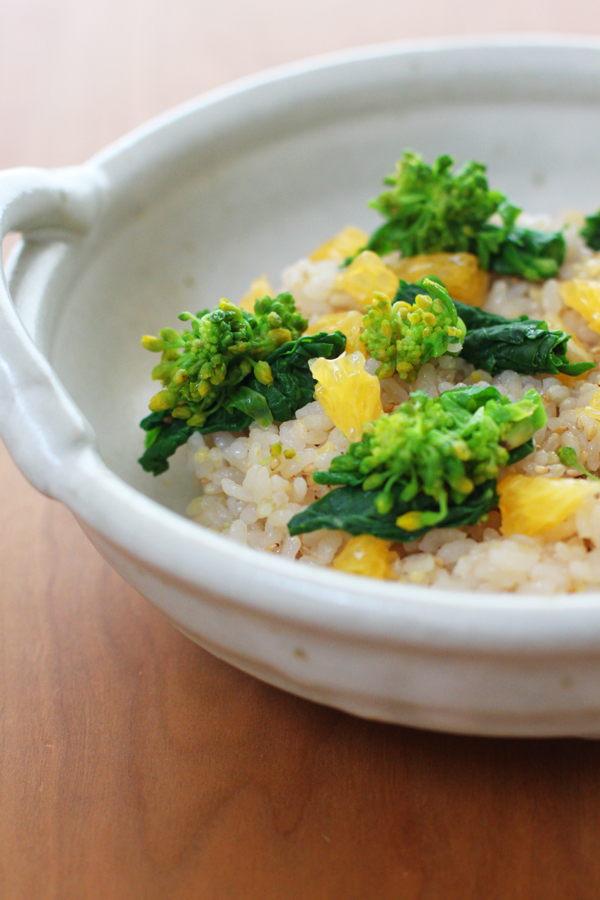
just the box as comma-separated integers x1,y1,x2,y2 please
5,36,600,736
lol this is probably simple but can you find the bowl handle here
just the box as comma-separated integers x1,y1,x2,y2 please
0,165,103,497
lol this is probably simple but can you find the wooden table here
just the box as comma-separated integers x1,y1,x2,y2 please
3,3,600,897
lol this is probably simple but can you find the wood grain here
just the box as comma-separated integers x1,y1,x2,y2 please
3,3,600,897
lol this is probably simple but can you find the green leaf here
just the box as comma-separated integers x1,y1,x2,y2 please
288,480,499,541
144,426,161,449
451,300,544,331
460,321,594,377
474,202,521,271
267,330,346,367
560,361,597,376
364,219,411,258
488,227,566,281
227,386,273,427
581,212,600,251
138,415,195,476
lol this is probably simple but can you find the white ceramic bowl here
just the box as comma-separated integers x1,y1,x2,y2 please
4,36,600,736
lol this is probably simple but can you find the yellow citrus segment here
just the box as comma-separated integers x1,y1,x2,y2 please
309,350,383,441
498,474,598,537
579,387,600,423
309,226,368,263
559,280,600,335
388,252,489,307
588,388,600,413
239,274,273,312
333,535,396,579
335,250,399,307
306,310,364,353
587,388,600,416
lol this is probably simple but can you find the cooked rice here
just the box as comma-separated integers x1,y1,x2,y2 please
186,215,600,593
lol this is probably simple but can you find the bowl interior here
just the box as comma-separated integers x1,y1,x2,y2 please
13,41,600,513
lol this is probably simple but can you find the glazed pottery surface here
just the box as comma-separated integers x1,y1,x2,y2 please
3,37,600,735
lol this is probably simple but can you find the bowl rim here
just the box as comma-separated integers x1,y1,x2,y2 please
89,31,600,171
7,33,600,652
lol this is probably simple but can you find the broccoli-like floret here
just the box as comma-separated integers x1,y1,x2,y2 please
309,382,546,533
360,277,466,380
359,151,566,281
141,294,307,428
367,151,507,258
251,293,308,350
581,211,600,251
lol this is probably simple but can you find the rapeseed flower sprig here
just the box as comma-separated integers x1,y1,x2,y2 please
360,277,466,381
289,383,546,540
354,151,565,282
142,294,307,427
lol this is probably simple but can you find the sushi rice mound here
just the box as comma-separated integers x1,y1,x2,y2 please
186,213,600,594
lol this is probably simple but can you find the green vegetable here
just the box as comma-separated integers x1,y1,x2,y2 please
141,294,308,429
288,383,545,540
366,152,506,259
139,330,346,475
396,277,594,378
394,275,542,329
449,300,544,331
557,446,600,481
139,412,196,475
581,212,600,251
488,227,567,282
460,321,592,377
360,278,466,380
357,151,566,281
288,480,500,541
392,274,444,306
244,330,345,422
